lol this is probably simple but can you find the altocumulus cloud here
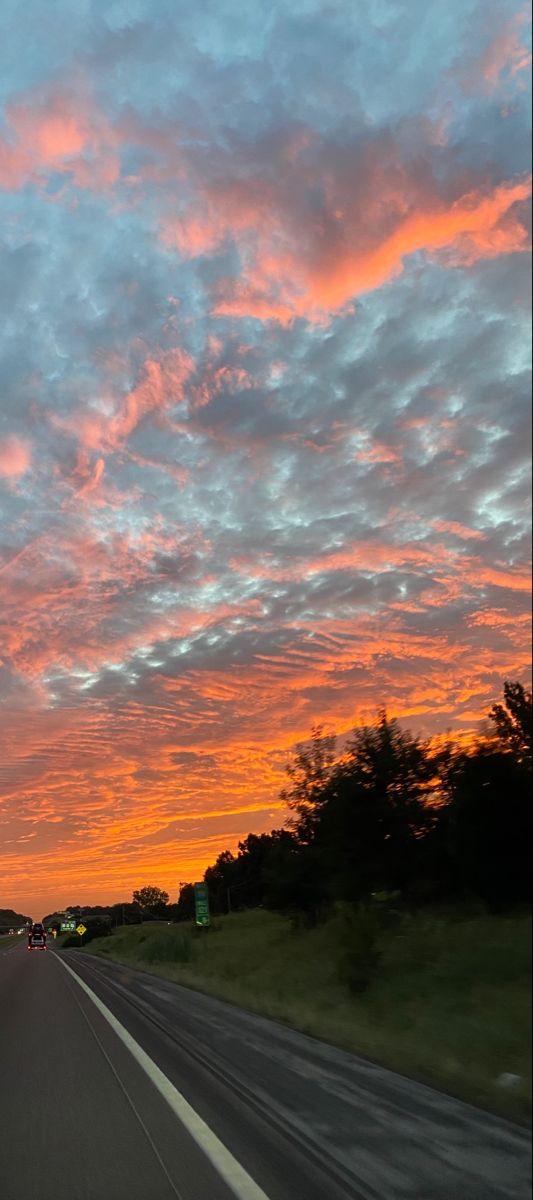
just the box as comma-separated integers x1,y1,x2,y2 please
0,0,530,913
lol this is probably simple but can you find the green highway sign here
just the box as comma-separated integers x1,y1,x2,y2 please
60,921,76,932
193,882,210,927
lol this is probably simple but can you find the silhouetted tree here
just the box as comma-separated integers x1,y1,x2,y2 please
263,839,328,921
281,725,337,844
444,742,531,908
172,679,532,921
204,850,237,913
174,883,195,921
132,886,169,916
314,711,434,901
489,681,532,766
109,902,142,925
202,830,324,916
0,907,31,930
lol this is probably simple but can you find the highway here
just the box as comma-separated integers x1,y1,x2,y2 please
0,940,530,1200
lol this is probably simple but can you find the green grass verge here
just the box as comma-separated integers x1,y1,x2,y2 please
76,906,531,1123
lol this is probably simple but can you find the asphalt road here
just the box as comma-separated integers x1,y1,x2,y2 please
0,940,530,1200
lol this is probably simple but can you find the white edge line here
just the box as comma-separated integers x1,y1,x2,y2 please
55,954,271,1200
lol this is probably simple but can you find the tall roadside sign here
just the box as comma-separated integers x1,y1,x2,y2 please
193,882,210,928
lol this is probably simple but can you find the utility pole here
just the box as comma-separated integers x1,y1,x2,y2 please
226,877,253,914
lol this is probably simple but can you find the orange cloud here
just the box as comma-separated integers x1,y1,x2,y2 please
431,520,487,541
210,175,531,322
1,586,530,915
470,565,532,592
230,539,454,583
160,175,277,259
468,608,532,628
310,177,531,307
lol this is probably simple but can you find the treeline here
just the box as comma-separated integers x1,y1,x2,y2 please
41,680,531,933
0,907,31,931
43,891,172,935
176,681,531,921
43,903,139,927
42,900,174,929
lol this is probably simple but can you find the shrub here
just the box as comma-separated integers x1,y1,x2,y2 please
61,934,80,949
83,916,112,941
138,932,194,964
338,903,382,994
61,916,112,948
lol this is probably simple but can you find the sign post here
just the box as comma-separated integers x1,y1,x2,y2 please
193,883,210,928
76,923,87,945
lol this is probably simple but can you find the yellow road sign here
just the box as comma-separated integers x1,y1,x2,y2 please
76,924,87,936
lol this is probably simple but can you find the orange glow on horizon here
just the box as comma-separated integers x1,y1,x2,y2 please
0,11,531,920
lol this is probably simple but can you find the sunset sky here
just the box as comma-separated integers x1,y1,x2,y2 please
0,1,531,918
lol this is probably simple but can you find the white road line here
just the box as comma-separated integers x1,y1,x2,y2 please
55,954,272,1200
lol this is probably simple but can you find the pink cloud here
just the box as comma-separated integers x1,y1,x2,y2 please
0,435,31,479
72,456,105,500
0,85,120,192
149,109,533,323
50,347,195,454
481,7,532,88
189,361,253,412
355,440,403,465
0,139,31,189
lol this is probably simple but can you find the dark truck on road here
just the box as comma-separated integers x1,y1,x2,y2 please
27,923,47,951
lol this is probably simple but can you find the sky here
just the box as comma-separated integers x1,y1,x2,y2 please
0,0,531,918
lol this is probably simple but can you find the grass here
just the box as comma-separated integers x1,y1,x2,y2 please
76,906,531,1123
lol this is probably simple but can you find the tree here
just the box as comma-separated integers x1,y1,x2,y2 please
445,743,531,908
314,711,435,901
231,833,284,908
0,907,32,931
198,830,315,916
132,886,169,915
109,902,142,925
489,681,532,766
263,836,328,921
204,850,237,914
281,725,337,844
175,883,195,921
